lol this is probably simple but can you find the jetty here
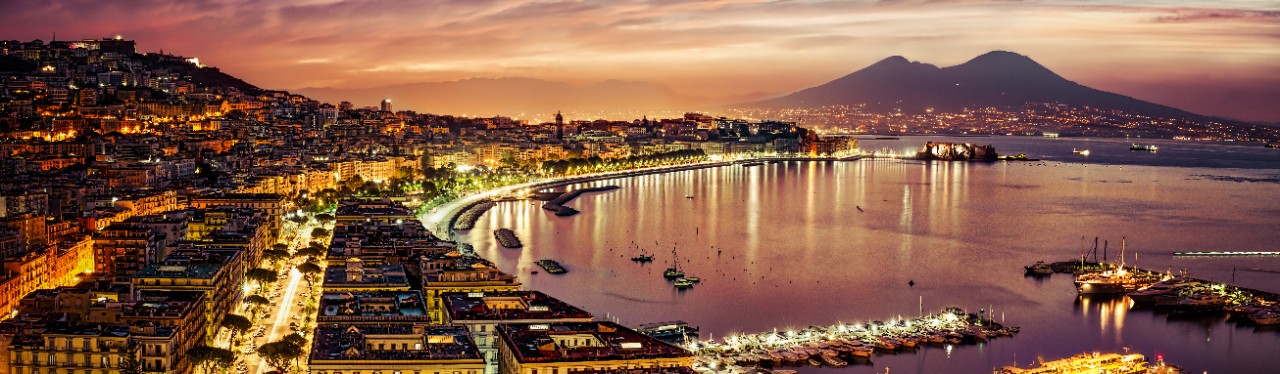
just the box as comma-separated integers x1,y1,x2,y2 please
493,228,523,248
541,185,620,216
686,307,1018,372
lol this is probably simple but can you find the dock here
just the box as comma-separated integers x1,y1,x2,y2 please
1172,251,1280,257
687,307,1018,372
541,185,620,216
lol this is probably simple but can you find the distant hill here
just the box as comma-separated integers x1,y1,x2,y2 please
297,78,773,116
748,51,1210,121
137,54,262,95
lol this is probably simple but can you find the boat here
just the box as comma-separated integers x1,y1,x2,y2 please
1075,239,1142,295
848,346,873,358
741,162,764,167
634,321,700,343
819,354,848,367
1024,261,1054,276
1126,277,1190,305
807,358,821,367
683,276,700,283
674,278,694,289
664,248,685,279
1248,309,1280,325
1265,143,1280,149
1072,148,1091,156
1130,143,1159,152
685,195,694,199
997,352,1156,374
631,254,654,262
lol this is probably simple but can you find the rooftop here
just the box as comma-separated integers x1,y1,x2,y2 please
309,324,482,362
323,262,410,290
442,291,592,322
498,322,691,364
319,290,429,321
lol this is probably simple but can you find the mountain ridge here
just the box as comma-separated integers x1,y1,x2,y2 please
748,51,1210,122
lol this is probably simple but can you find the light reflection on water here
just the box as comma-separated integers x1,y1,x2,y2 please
457,138,1280,373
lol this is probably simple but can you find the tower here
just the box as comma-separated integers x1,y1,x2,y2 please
381,99,392,112
554,111,564,140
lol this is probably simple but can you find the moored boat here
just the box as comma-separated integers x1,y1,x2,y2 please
1130,143,1159,152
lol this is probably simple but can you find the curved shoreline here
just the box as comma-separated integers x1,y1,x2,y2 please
422,154,870,240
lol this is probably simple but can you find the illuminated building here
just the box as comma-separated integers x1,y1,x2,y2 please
496,322,692,374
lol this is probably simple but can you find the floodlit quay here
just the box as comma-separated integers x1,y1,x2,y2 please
684,308,1018,372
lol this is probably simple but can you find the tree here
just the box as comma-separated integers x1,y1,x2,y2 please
221,314,252,337
119,346,142,374
262,249,290,267
297,244,326,260
188,345,235,374
296,262,321,287
315,213,334,224
310,227,329,238
245,268,278,290
257,340,303,373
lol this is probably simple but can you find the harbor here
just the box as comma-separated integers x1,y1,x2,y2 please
996,352,1182,374
539,185,621,216
1029,257,1280,328
684,307,1019,373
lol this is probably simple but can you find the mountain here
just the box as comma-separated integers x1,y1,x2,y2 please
749,51,1208,120
298,78,774,116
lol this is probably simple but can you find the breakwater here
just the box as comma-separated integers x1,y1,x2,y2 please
451,200,496,231
494,228,523,248
541,185,620,216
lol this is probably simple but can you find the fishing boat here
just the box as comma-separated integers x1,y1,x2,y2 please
631,254,654,262
1073,148,1091,156
1130,143,1159,152
674,278,694,289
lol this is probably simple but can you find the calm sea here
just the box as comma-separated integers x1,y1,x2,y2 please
457,136,1280,373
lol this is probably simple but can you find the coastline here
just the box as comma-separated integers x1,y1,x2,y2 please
422,155,869,240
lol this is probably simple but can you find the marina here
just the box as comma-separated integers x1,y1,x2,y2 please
685,308,1019,373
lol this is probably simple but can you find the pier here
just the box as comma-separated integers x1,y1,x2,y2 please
540,185,620,216
685,307,1018,372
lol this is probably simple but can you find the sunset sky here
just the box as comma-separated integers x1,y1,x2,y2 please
2,0,1277,122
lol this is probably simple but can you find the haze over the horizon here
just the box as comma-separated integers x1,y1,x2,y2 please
2,0,1277,122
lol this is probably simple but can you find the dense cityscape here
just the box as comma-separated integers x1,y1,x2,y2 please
1,17,1278,374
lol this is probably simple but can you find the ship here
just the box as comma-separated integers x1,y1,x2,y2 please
634,321,700,344
631,254,654,263
997,352,1181,374
1130,143,1159,152
1075,239,1141,295
1073,148,1091,156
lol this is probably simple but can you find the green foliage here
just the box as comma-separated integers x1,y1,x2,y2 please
188,345,235,374
245,268,278,288
257,339,304,373
221,314,252,335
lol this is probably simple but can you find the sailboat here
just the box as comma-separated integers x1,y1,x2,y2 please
664,248,685,279
1075,238,1140,294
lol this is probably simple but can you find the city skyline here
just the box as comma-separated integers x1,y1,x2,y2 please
1,0,1278,122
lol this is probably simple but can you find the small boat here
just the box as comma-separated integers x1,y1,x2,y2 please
1130,143,1158,152
674,278,694,289
819,355,848,368
741,162,764,167
685,195,694,199
1072,148,1090,156
683,276,700,283
807,358,821,367
664,248,685,279
631,254,654,262
535,259,567,274
1267,143,1280,149
849,346,873,358
1248,309,1280,325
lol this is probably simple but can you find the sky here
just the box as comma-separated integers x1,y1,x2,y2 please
1,0,1278,122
